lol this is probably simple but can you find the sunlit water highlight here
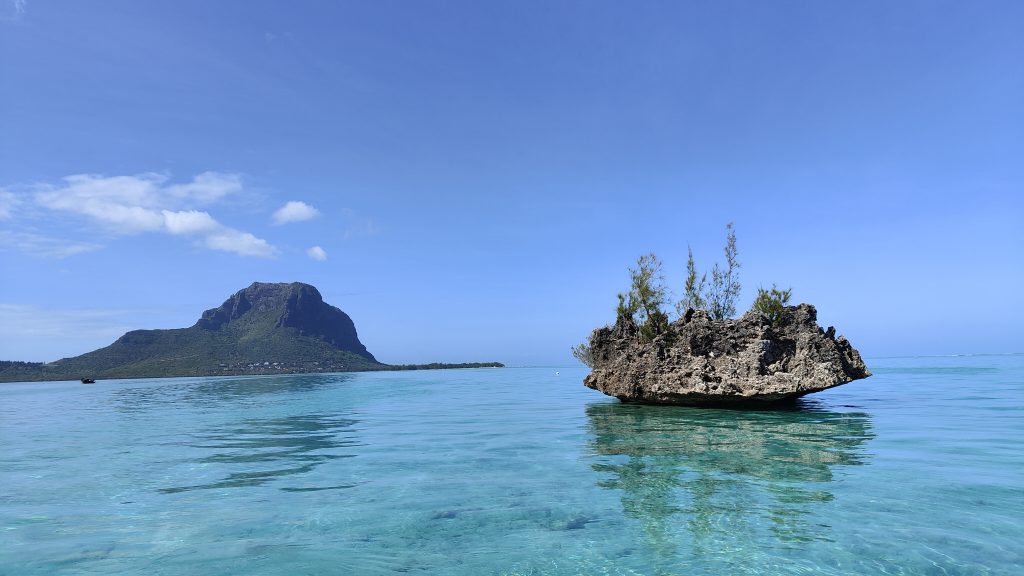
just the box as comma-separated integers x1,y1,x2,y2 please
2,355,1022,574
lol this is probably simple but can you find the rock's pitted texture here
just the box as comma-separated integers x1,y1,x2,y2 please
583,304,870,405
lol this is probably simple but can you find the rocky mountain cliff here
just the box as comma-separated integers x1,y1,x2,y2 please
193,282,376,361
583,304,870,405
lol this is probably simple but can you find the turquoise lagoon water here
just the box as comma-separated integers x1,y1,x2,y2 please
2,355,1022,575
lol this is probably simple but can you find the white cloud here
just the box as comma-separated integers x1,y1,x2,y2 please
46,172,163,206
23,172,276,258
0,190,18,219
272,200,320,225
35,173,166,233
165,171,242,204
203,229,277,258
162,210,277,257
162,210,221,235
307,245,327,261
0,230,101,258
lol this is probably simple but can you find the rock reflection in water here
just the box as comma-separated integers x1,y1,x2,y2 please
586,401,873,558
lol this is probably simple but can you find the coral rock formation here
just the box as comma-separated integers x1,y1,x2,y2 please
583,304,870,405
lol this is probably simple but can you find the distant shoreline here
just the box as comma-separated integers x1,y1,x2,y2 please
0,361,505,384
864,352,1024,360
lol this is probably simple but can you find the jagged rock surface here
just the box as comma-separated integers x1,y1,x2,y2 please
583,304,870,405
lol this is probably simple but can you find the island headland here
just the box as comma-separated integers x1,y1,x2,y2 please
0,282,502,383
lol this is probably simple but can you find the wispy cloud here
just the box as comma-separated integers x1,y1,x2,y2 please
34,172,242,232
0,230,101,258
165,171,242,204
0,304,132,338
272,200,320,225
0,190,18,219
0,303,141,362
307,245,327,261
340,209,380,239
24,172,276,258
1,0,26,22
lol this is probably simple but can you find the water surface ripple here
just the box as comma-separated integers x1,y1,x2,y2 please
1,356,1022,574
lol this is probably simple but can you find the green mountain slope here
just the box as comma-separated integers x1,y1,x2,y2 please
0,282,398,382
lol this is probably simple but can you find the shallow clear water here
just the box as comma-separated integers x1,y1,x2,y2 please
2,355,1022,575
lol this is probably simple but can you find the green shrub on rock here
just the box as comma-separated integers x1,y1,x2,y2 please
751,285,792,325
571,342,594,368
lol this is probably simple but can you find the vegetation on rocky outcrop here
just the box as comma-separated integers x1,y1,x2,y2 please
751,285,793,326
616,224,748,340
576,223,752,362
574,225,870,405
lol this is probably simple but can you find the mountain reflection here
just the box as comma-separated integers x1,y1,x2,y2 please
585,401,874,555
100,375,365,493
110,373,353,412
160,412,362,493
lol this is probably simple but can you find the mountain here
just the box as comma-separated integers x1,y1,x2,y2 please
1,282,502,382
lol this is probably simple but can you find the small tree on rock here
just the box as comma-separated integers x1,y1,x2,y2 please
676,245,707,316
706,223,741,320
622,253,670,341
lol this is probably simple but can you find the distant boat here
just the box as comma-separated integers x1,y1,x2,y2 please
80,378,96,384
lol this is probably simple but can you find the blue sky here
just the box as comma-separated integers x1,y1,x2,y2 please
1,1,1021,365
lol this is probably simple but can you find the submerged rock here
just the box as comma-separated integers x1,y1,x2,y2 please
583,304,870,405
